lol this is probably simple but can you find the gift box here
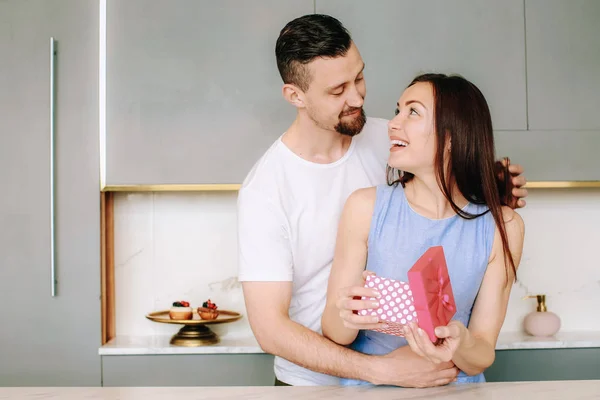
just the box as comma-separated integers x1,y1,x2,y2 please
359,246,456,342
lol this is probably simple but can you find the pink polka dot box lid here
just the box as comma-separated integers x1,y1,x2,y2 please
359,246,456,342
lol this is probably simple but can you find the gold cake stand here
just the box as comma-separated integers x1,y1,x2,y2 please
146,309,242,347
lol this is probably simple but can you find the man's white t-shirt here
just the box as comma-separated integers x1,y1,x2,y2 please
237,117,390,386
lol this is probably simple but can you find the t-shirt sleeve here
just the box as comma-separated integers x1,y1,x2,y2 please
237,187,293,282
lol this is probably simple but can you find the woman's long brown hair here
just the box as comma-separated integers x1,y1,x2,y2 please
387,73,517,282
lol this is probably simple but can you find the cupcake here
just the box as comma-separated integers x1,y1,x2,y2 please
197,299,219,320
169,301,193,320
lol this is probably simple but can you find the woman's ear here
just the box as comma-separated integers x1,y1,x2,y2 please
441,130,452,153
282,84,305,109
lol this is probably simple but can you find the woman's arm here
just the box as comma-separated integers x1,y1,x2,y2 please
403,206,525,376
450,206,525,375
321,187,381,345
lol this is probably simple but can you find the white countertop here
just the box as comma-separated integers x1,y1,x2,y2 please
99,334,263,355
1,380,599,399
99,331,600,356
495,331,600,350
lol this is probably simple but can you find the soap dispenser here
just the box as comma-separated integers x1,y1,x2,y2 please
523,294,561,337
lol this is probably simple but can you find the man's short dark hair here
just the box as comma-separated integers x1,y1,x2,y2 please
275,14,352,91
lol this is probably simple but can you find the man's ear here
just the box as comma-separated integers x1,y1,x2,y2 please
282,83,306,109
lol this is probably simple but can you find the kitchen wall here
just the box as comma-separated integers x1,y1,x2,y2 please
113,189,600,338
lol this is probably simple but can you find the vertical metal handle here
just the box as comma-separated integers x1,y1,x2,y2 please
50,37,57,297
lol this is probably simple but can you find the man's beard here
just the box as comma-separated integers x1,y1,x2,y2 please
335,107,367,137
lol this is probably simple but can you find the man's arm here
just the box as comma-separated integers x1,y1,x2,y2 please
243,280,458,387
243,280,378,382
237,186,458,387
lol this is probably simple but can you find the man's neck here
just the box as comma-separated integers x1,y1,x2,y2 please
281,117,352,164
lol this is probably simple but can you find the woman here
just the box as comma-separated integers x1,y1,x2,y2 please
321,73,525,385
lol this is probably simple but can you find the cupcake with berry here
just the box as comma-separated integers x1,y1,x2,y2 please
169,301,193,320
197,299,219,320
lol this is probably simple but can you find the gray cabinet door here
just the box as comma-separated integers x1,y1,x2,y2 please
101,354,275,386
0,0,101,386
316,0,527,131
105,0,314,185
486,349,600,382
526,0,600,130
494,130,600,181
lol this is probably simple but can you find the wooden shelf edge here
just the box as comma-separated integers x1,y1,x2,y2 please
101,184,242,192
524,181,600,189
100,181,600,192
100,192,116,345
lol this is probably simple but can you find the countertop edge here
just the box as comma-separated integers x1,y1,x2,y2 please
99,332,600,356
98,346,265,356
3,380,600,399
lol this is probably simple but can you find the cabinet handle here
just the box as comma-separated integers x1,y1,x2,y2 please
50,37,57,297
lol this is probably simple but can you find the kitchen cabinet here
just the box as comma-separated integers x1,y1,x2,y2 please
105,0,314,186
103,0,600,185
494,130,600,181
101,349,600,386
316,0,527,131
486,348,600,382
0,0,101,386
101,354,275,386
525,0,600,130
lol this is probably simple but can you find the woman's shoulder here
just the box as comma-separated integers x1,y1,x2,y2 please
489,206,525,256
345,186,377,212
499,206,525,238
338,187,378,243
344,184,407,220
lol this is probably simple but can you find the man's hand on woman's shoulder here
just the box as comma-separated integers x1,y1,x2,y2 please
495,158,528,209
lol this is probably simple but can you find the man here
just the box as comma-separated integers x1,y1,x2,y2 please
237,14,527,387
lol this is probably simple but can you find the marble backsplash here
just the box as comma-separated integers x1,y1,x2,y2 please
113,189,600,338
